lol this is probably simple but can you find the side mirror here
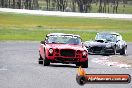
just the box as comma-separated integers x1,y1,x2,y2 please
40,41,45,44
82,42,85,47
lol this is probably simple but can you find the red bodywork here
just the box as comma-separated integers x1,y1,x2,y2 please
39,43,88,64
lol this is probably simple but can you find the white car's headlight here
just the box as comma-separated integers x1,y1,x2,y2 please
106,44,112,48
49,48,53,54
82,51,87,56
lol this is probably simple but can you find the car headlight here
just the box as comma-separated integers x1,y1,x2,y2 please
82,51,87,56
106,44,112,48
49,48,53,54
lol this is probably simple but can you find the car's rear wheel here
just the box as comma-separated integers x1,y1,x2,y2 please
120,46,127,55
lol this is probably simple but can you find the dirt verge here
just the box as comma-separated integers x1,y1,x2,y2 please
108,55,132,68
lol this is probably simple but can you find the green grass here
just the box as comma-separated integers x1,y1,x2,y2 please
0,12,132,41
0,28,97,41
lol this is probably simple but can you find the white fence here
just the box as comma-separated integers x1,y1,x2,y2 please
0,8,132,19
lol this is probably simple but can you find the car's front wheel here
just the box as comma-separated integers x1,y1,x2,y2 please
38,55,43,64
120,46,127,55
82,61,88,68
76,61,88,68
43,52,50,66
113,46,116,55
43,58,50,66
39,59,43,64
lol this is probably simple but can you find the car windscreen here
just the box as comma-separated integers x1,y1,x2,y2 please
46,35,82,45
95,33,117,42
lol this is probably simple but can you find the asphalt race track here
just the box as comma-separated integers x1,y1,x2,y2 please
0,41,132,88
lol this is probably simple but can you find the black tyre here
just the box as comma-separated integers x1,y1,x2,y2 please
120,47,127,55
43,58,50,66
38,55,43,64
82,60,88,68
38,59,43,64
76,63,80,67
43,52,50,66
113,46,116,55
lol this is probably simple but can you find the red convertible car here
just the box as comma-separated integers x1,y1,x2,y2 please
38,33,88,68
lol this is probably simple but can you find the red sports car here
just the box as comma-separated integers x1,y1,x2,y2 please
38,33,88,68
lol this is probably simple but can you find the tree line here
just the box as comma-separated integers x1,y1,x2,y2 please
0,0,129,13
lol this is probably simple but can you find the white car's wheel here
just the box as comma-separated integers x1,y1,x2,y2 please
120,46,127,55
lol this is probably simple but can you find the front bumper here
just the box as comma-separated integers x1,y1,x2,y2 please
87,46,115,55
47,56,88,63
45,49,88,63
